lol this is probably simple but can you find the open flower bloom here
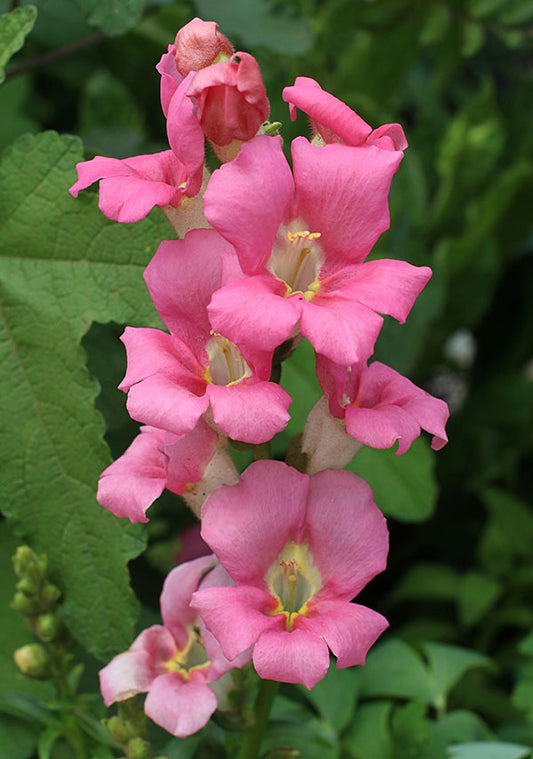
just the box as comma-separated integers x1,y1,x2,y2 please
204,135,431,366
316,356,449,455
191,460,389,689
119,229,291,444
69,69,205,224
96,421,238,522
283,76,407,152
100,556,249,738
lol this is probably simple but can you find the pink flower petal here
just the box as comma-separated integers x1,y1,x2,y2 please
166,71,205,197
208,275,301,356
156,47,183,117
292,137,403,264
188,52,269,145
305,469,389,599
125,373,209,438
99,625,175,705
330,259,432,324
161,555,217,648
252,628,330,689
207,379,291,444
200,461,309,584
191,585,281,661
68,152,188,223
300,294,383,366
345,403,421,455
162,419,218,493
299,600,388,667
283,76,372,145
145,674,217,737
144,231,239,355
96,426,169,523
119,327,203,392
204,135,294,273
99,649,155,705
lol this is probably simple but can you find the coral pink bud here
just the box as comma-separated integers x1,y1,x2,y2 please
187,52,269,148
174,18,233,77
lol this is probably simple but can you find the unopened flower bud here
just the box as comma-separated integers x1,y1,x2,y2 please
11,591,40,616
35,613,60,643
174,18,233,77
16,577,39,595
13,546,47,582
125,737,150,759
104,715,136,745
41,582,61,607
14,643,51,679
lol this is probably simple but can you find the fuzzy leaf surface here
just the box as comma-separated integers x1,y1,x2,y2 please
0,130,169,660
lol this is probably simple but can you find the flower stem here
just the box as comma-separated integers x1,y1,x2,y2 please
237,679,279,759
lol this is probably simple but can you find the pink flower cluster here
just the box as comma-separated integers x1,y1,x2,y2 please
70,18,449,738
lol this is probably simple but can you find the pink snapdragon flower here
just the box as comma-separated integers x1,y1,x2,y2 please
119,229,291,444
159,44,269,165
204,134,431,366
191,460,389,689
316,357,449,455
97,421,238,522
100,556,249,737
283,76,407,152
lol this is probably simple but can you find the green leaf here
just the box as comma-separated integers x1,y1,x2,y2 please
479,489,533,573
77,0,144,37
430,710,493,754
360,639,435,704
421,642,492,710
342,700,394,759
390,563,460,603
447,742,532,759
0,6,37,84
261,716,338,759
301,660,361,733
456,572,502,627
195,0,313,54
0,131,169,660
349,438,438,522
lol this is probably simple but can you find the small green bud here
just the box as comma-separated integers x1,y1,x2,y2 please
125,737,150,759
104,716,136,744
11,591,40,616
13,546,47,583
35,613,60,642
17,576,39,595
41,582,61,607
13,643,51,678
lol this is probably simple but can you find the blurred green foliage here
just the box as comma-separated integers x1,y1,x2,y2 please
0,0,532,757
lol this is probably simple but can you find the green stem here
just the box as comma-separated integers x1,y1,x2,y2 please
237,679,279,759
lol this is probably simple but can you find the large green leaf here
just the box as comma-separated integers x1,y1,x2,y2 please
0,131,169,660
0,6,37,84
349,437,438,522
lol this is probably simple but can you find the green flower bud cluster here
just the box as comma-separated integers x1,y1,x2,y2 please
104,699,169,759
11,545,72,681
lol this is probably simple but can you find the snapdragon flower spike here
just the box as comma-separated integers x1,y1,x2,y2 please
100,556,249,738
205,134,431,366
317,356,449,455
283,76,407,152
120,229,291,444
191,460,389,690
96,421,238,522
